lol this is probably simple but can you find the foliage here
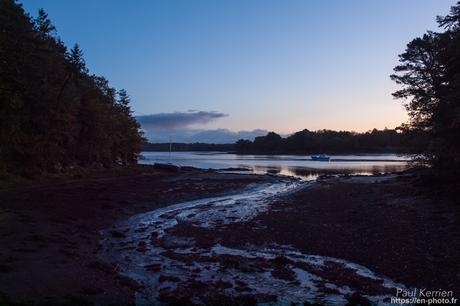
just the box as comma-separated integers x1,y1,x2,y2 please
235,129,413,154
0,0,145,175
391,2,460,172
143,129,415,154
143,142,234,152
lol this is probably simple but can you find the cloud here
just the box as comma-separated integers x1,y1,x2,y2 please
136,111,228,131
145,128,269,144
136,110,268,143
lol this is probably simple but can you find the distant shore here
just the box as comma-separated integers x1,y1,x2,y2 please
141,146,412,156
0,166,458,304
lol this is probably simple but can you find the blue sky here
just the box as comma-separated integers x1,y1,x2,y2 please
22,0,454,142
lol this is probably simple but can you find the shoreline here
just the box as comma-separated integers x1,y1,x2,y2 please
1,166,459,304
142,150,413,156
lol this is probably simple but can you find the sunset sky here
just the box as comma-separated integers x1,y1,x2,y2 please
22,0,454,142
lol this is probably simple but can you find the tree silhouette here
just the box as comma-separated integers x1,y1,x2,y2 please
391,1,460,172
69,44,88,74
234,129,411,154
34,8,56,37
0,1,145,176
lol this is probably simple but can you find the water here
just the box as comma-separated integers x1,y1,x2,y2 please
100,152,413,304
140,151,411,180
100,177,406,305
103,152,412,304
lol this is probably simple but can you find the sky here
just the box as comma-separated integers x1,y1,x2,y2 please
22,0,455,142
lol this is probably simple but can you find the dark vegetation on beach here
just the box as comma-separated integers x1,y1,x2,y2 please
0,0,145,178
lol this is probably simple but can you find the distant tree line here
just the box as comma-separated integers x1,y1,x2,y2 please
0,1,145,176
234,129,415,154
143,143,234,152
143,128,417,154
391,2,460,175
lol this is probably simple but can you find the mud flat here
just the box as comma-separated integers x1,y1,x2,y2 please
100,178,404,305
96,171,459,305
1,167,459,305
0,166,277,305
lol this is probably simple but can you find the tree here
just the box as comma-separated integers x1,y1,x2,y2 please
391,1,460,172
234,129,411,154
117,89,132,114
253,132,282,153
34,8,56,37
0,1,145,175
113,89,146,164
69,44,87,74
235,139,252,153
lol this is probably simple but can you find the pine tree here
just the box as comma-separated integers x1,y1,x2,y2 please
0,1,145,175
34,8,56,37
391,1,460,173
69,44,87,74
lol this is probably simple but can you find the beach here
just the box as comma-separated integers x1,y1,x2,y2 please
0,166,459,305
0,166,276,304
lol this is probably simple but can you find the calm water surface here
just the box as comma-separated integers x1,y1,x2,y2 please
140,151,411,180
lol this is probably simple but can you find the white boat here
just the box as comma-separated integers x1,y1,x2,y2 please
311,155,330,161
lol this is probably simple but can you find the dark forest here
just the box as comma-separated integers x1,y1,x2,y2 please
0,1,145,176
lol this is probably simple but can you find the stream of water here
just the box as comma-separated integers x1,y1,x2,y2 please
100,174,406,305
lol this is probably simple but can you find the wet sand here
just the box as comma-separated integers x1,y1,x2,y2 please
1,167,459,305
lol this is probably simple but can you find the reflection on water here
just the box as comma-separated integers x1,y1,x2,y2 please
255,164,409,181
140,151,411,180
